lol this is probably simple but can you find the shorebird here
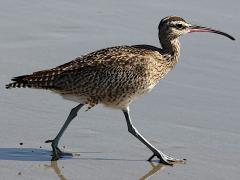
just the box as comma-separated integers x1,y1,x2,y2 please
6,16,235,165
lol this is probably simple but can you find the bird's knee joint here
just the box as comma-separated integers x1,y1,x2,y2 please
128,126,138,134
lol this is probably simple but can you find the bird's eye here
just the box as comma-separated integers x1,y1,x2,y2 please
175,23,184,29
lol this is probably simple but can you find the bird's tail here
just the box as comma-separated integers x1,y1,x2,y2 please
5,72,58,89
6,75,31,89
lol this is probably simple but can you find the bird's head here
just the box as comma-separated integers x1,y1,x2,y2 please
158,16,235,41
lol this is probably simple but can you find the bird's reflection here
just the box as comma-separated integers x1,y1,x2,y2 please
41,157,184,180
43,160,165,180
44,161,67,180
139,162,165,180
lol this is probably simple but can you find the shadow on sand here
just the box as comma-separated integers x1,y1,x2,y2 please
0,147,57,161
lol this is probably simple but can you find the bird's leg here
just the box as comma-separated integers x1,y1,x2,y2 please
122,107,185,165
45,104,84,161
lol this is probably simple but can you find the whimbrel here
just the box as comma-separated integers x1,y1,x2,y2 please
6,16,235,165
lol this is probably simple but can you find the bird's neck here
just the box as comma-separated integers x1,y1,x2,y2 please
159,35,180,63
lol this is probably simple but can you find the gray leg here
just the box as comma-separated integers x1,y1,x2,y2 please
122,107,184,165
45,104,84,161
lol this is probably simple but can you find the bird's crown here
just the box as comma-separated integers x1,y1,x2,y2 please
158,16,187,30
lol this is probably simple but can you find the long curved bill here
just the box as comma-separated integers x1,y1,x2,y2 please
189,25,235,40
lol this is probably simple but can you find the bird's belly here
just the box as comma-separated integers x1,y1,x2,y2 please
56,82,158,109
102,83,158,109
61,93,132,109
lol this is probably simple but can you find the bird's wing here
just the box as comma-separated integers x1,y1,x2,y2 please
6,45,162,89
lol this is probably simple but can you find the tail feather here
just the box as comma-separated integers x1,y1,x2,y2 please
11,75,29,81
5,73,58,89
6,82,31,89
6,75,30,89
5,63,78,90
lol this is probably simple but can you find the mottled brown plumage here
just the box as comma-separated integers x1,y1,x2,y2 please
6,16,235,164
6,45,178,109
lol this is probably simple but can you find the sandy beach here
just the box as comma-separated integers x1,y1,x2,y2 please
0,0,239,179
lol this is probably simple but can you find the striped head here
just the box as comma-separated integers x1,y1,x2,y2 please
158,16,235,41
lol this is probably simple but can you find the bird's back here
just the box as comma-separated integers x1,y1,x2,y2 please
6,45,175,108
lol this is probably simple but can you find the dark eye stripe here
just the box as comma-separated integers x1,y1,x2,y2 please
176,24,183,28
172,23,187,29
176,23,183,28
169,24,182,28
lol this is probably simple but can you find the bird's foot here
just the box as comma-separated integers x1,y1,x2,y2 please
148,151,186,166
45,139,72,161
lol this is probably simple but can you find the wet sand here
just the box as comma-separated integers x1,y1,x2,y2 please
0,0,239,179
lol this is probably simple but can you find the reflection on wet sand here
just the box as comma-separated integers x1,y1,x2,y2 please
44,161,67,180
42,159,166,180
139,159,187,179
139,162,165,180
41,156,185,180
43,160,165,180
